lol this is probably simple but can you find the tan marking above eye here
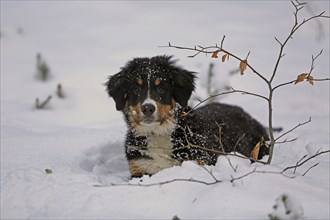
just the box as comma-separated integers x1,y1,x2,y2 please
154,78,161,86
136,78,143,86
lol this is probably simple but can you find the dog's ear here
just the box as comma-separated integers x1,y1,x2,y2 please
172,68,196,107
105,71,127,110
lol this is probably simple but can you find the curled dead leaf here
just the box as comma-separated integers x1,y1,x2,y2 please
239,60,248,75
250,137,265,161
307,75,314,85
294,73,308,84
222,54,228,62
212,50,221,58
250,142,260,161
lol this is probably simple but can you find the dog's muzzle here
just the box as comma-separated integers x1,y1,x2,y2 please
141,104,155,117
140,103,158,125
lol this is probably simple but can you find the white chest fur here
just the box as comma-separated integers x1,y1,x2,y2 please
133,135,180,175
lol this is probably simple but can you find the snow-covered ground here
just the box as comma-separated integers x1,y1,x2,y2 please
1,1,329,219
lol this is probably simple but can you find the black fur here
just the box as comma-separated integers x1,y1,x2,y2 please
106,55,269,178
172,104,269,163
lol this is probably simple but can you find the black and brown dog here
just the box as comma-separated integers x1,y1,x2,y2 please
106,55,269,178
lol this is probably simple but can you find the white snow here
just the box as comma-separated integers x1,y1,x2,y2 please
1,1,329,219
269,193,304,220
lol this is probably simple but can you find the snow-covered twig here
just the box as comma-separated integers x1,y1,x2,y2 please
95,175,222,188
97,148,329,188
281,149,330,175
94,162,231,188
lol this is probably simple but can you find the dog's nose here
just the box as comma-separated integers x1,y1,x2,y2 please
141,104,156,117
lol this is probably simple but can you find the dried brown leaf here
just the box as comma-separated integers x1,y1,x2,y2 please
294,73,308,84
250,142,260,161
222,54,228,62
212,50,221,58
250,137,264,161
239,60,247,75
307,75,314,85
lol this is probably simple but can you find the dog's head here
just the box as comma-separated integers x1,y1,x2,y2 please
106,55,196,136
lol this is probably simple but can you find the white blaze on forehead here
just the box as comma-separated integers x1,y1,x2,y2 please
146,63,152,92
142,97,157,106
146,67,152,99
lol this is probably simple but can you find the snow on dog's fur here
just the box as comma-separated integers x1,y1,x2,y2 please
106,55,269,178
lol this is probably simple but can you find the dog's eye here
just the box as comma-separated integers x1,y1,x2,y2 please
156,86,165,94
133,87,141,95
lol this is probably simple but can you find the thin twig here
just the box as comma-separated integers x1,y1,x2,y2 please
225,156,238,172
282,149,330,174
273,77,330,91
230,168,257,183
307,50,323,77
190,88,268,113
275,117,311,142
96,149,330,188
94,178,221,187
35,95,52,109
302,162,319,176
294,155,308,174
275,138,298,145
200,166,220,183
181,124,267,164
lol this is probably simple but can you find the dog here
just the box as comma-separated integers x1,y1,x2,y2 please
106,55,269,178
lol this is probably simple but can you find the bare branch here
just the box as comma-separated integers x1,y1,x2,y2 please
225,156,238,172
95,164,223,187
273,80,296,91
160,1,329,166
275,138,298,145
294,155,308,174
275,117,311,142
302,163,319,176
200,166,219,182
231,168,296,183
214,122,225,152
190,88,268,113
95,149,329,188
313,78,330,82
273,77,330,91
274,36,282,46
94,177,221,187
230,168,257,183
162,40,270,84
245,51,251,60
220,35,226,48
282,149,330,174
307,50,323,77
232,133,246,153
95,166,295,188
270,2,329,84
